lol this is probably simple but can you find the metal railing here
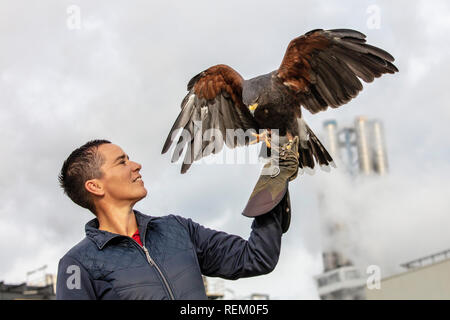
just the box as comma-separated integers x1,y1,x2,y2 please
401,249,450,270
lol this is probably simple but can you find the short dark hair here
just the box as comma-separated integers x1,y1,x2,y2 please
58,139,111,213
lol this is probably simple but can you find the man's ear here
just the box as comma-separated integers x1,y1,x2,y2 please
85,179,105,196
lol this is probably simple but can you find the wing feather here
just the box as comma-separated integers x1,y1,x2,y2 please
277,29,398,114
162,64,259,173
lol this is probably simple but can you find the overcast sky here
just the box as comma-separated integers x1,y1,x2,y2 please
1,0,450,299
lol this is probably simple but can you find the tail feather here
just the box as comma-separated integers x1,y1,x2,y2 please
300,140,315,169
299,124,335,172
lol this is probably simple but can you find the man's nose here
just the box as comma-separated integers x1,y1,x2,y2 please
131,161,142,171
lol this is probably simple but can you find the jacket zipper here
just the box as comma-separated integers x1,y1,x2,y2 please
131,239,175,300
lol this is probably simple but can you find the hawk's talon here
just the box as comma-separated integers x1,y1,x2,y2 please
250,131,271,148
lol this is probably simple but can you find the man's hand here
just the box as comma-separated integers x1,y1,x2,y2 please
242,136,300,232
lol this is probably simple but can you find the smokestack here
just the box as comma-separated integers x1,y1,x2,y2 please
371,120,389,175
323,120,340,159
354,116,372,175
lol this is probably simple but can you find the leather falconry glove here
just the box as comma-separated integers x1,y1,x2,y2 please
242,136,300,233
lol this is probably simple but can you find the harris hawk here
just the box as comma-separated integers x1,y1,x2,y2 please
162,29,398,174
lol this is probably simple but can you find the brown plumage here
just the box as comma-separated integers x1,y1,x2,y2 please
162,29,398,173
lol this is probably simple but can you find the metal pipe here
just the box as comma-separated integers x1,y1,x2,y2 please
354,116,372,175
372,120,388,175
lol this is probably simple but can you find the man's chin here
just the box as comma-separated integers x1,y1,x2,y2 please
131,192,147,207
138,188,148,200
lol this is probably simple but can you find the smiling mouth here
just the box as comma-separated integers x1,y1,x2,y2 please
133,176,143,182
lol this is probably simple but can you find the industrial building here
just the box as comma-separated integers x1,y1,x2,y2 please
202,276,269,300
203,275,225,299
366,249,450,300
315,116,389,300
0,281,55,300
322,116,389,176
0,266,56,300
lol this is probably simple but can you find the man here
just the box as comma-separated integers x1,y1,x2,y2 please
56,138,299,299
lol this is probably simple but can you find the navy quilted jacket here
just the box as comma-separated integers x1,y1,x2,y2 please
56,199,287,300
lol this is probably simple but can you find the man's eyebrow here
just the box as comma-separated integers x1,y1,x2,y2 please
113,154,129,164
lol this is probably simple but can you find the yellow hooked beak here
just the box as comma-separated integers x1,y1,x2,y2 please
249,103,259,111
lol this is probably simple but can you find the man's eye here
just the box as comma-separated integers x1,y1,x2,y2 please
120,160,126,165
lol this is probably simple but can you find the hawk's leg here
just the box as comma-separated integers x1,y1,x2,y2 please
286,132,294,149
250,129,272,148
285,131,299,157
286,132,294,142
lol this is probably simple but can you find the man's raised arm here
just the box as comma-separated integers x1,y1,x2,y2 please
174,137,299,279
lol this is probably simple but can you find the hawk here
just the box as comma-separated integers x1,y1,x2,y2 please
162,29,398,174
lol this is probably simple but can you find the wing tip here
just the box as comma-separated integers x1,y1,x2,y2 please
161,136,174,155
180,163,190,174
328,28,367,39
161,144,170,155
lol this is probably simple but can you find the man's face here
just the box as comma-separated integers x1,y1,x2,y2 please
96,143,147,205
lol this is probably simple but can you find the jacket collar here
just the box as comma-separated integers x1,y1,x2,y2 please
85,210,154,250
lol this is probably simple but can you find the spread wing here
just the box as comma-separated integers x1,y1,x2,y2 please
162,64,259,173
277,29,399,114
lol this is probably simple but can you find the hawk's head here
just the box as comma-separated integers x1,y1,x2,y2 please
242,72,273,115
